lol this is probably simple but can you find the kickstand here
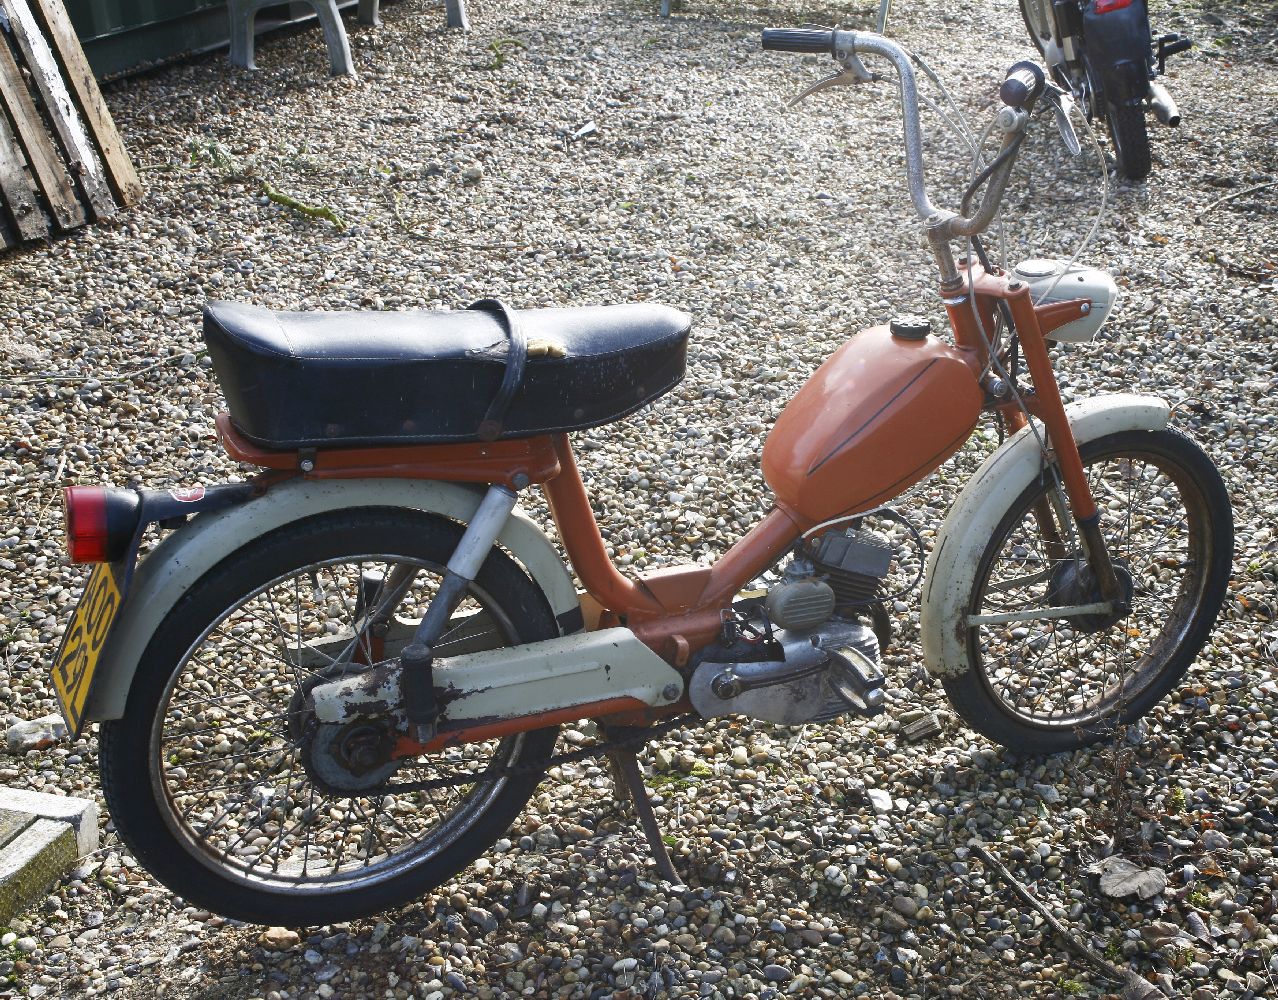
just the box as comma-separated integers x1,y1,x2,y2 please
603,737,680,884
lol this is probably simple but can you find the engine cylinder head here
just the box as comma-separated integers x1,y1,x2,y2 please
808,528,893,608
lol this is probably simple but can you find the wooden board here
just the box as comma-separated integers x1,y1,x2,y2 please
28,0,140,206
0,107,48,240
0,0,115,221
0,32,83,228
0,207,15,248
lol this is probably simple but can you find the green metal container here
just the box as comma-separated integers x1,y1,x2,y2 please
64,1,361,79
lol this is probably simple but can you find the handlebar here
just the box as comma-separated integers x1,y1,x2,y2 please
999,60,1046,111
760,28,837,54
761,27,1041,277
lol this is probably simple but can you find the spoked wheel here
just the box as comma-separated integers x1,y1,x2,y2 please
99,509,559,925
942,429,1232,753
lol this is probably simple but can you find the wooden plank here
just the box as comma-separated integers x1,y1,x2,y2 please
0,0,114,220
0,106,49,240
0,34,84,228
28,0,141,206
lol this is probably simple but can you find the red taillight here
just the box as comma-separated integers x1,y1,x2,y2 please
63,486,139,563
1094,0,1133,12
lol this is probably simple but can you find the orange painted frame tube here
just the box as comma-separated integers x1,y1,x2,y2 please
541,434,809,630
217,413,562,490
948,266,1100,523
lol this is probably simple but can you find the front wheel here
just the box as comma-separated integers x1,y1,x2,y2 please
99,508,560,925
1107,100,1152,180
942,428,1232,753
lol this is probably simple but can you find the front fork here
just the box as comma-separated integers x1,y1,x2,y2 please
994,284,1126,610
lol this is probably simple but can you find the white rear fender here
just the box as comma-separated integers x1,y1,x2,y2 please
84,477,580,721
921,394,1171,679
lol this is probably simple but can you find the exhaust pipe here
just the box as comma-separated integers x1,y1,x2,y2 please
1148,81,1180,127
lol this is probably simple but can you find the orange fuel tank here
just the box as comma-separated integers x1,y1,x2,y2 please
762,325,983,524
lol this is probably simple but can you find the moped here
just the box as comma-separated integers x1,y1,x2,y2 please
1018,0,1192,179
50,29,1232,925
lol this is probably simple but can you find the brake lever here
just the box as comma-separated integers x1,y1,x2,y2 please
787,53,877,109
1041,84,1082,157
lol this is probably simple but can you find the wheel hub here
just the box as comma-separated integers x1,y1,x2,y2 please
1046,557,1134,634
300,712,403,795
290,665,405,794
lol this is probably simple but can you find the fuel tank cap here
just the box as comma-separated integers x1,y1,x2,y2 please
889,315,931,341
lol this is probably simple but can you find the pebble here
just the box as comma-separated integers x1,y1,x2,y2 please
259,927,300,950
762,964,793,983
892,896,919,918
1202,829,1232,851
5,715,66,754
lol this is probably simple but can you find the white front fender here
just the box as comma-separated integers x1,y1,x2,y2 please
84,478,580,721
920,394,1170,679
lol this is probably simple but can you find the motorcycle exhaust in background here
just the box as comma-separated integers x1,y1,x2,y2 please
1148,81,1180,127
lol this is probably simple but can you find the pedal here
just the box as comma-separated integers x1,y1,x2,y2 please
827,644,886,716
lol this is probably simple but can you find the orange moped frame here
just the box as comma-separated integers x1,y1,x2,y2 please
216,263,1109,750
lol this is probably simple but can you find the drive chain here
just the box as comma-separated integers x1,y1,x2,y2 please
375,714,699,794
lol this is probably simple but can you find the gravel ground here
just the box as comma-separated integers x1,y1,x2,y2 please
0,0,1276,996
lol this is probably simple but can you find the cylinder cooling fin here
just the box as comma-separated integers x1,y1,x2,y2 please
802,507,925,610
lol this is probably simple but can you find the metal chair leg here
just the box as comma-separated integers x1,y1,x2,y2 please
358,0,381,26
310,1,356,76
445,0,470,31
876,0,893,34
227,0,355,76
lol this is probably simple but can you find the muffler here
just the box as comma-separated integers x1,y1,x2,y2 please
1148,81,1180,127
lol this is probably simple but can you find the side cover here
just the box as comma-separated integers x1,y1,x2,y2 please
82,478,581,721
920,394,1170,679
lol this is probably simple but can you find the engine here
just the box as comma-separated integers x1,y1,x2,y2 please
688,616,883,725
688,523,899,726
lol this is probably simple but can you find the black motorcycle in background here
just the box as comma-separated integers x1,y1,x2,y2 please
1018,0,1191,179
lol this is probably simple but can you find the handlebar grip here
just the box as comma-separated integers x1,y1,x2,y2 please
999,60,1046,109
761,28,836,54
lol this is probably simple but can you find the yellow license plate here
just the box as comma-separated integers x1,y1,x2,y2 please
50,562,124,737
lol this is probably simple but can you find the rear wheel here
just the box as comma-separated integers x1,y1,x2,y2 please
1107,100,1152,180
100,509,559,925
942,429,1232,753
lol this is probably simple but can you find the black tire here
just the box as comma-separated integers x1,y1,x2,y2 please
942,429,1232,753
1107,100,1152,180
1018,0,1053,56
100,508,560,925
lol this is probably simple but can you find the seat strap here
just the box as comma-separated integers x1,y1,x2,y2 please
467,298,528,442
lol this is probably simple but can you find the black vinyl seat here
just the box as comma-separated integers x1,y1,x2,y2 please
203,301,692,448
